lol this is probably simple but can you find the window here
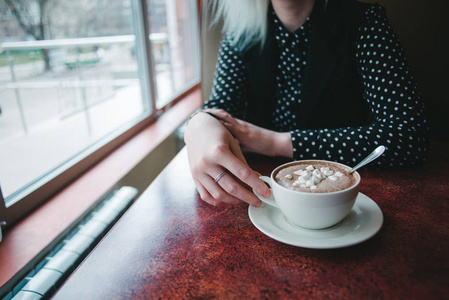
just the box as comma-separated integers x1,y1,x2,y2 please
149,0,200,108
0,0,200,225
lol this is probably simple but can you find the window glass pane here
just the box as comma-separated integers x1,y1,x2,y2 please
148,0,200,108
0,0,151,200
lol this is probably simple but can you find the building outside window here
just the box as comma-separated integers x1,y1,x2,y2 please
0,0,200,225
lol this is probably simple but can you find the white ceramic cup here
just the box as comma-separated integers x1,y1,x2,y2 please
254,160,360,229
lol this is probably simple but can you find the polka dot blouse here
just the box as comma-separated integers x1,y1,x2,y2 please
203,4,429,168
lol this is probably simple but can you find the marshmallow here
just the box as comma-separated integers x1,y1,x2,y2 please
320,167,330,173
323,170,334,176
301,170,311,180
297,177,307,184
287,164,347,190
312,175,321,184
312,169,326,180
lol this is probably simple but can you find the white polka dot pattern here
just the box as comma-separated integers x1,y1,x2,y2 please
206,34,248,119
272,11,312,130
203,4,428,168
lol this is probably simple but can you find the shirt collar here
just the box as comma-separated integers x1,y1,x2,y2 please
270,5,314,46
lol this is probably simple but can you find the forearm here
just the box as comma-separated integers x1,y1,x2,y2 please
266,131,293,158
244,127,293,158
290,121,429,168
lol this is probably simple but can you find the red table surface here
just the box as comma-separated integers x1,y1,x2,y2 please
53,142,449,299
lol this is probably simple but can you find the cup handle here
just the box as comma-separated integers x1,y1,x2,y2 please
254,176,279,208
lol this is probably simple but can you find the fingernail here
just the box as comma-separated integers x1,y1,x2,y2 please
264,189,271,198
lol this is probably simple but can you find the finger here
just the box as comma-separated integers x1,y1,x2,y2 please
216,147,271,199
203,176,242,205
228,135,248,165
221,122,237,133
217,174,262,206
220,122,241,142
203,108,228,116
204,108,236,124
193,178,219,206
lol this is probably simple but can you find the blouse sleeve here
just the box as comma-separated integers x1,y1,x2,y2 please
202,34,249,120
290,4,429,168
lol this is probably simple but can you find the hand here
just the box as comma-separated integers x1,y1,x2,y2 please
184,111,271,206
203,109,293,158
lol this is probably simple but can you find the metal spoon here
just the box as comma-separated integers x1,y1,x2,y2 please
350,145,385,173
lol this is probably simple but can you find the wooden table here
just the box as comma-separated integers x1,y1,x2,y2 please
53,142,449,299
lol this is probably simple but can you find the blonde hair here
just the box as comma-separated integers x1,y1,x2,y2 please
211,0,270,51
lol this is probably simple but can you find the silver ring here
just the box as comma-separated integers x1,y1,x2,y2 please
214,171,227,183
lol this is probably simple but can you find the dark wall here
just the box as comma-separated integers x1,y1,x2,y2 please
361,0,449,140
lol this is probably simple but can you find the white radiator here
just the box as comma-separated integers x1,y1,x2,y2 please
4,186,138,300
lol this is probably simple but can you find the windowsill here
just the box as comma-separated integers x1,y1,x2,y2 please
0,87,202,293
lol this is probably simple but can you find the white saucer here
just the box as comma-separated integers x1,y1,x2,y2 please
248,193,383,249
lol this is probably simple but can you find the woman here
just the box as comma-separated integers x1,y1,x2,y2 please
184,0,429,206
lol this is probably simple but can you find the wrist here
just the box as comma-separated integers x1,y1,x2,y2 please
271,132,293,158
184,110,223,144
184,111,209,144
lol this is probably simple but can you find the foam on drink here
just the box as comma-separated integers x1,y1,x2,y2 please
274,161,357,193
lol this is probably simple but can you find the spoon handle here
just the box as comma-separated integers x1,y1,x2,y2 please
350,145,385,173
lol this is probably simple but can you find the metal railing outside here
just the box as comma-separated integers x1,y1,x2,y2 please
0,33,169,135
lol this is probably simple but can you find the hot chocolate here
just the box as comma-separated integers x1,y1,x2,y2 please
255,160,360,229
274,161,357,193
